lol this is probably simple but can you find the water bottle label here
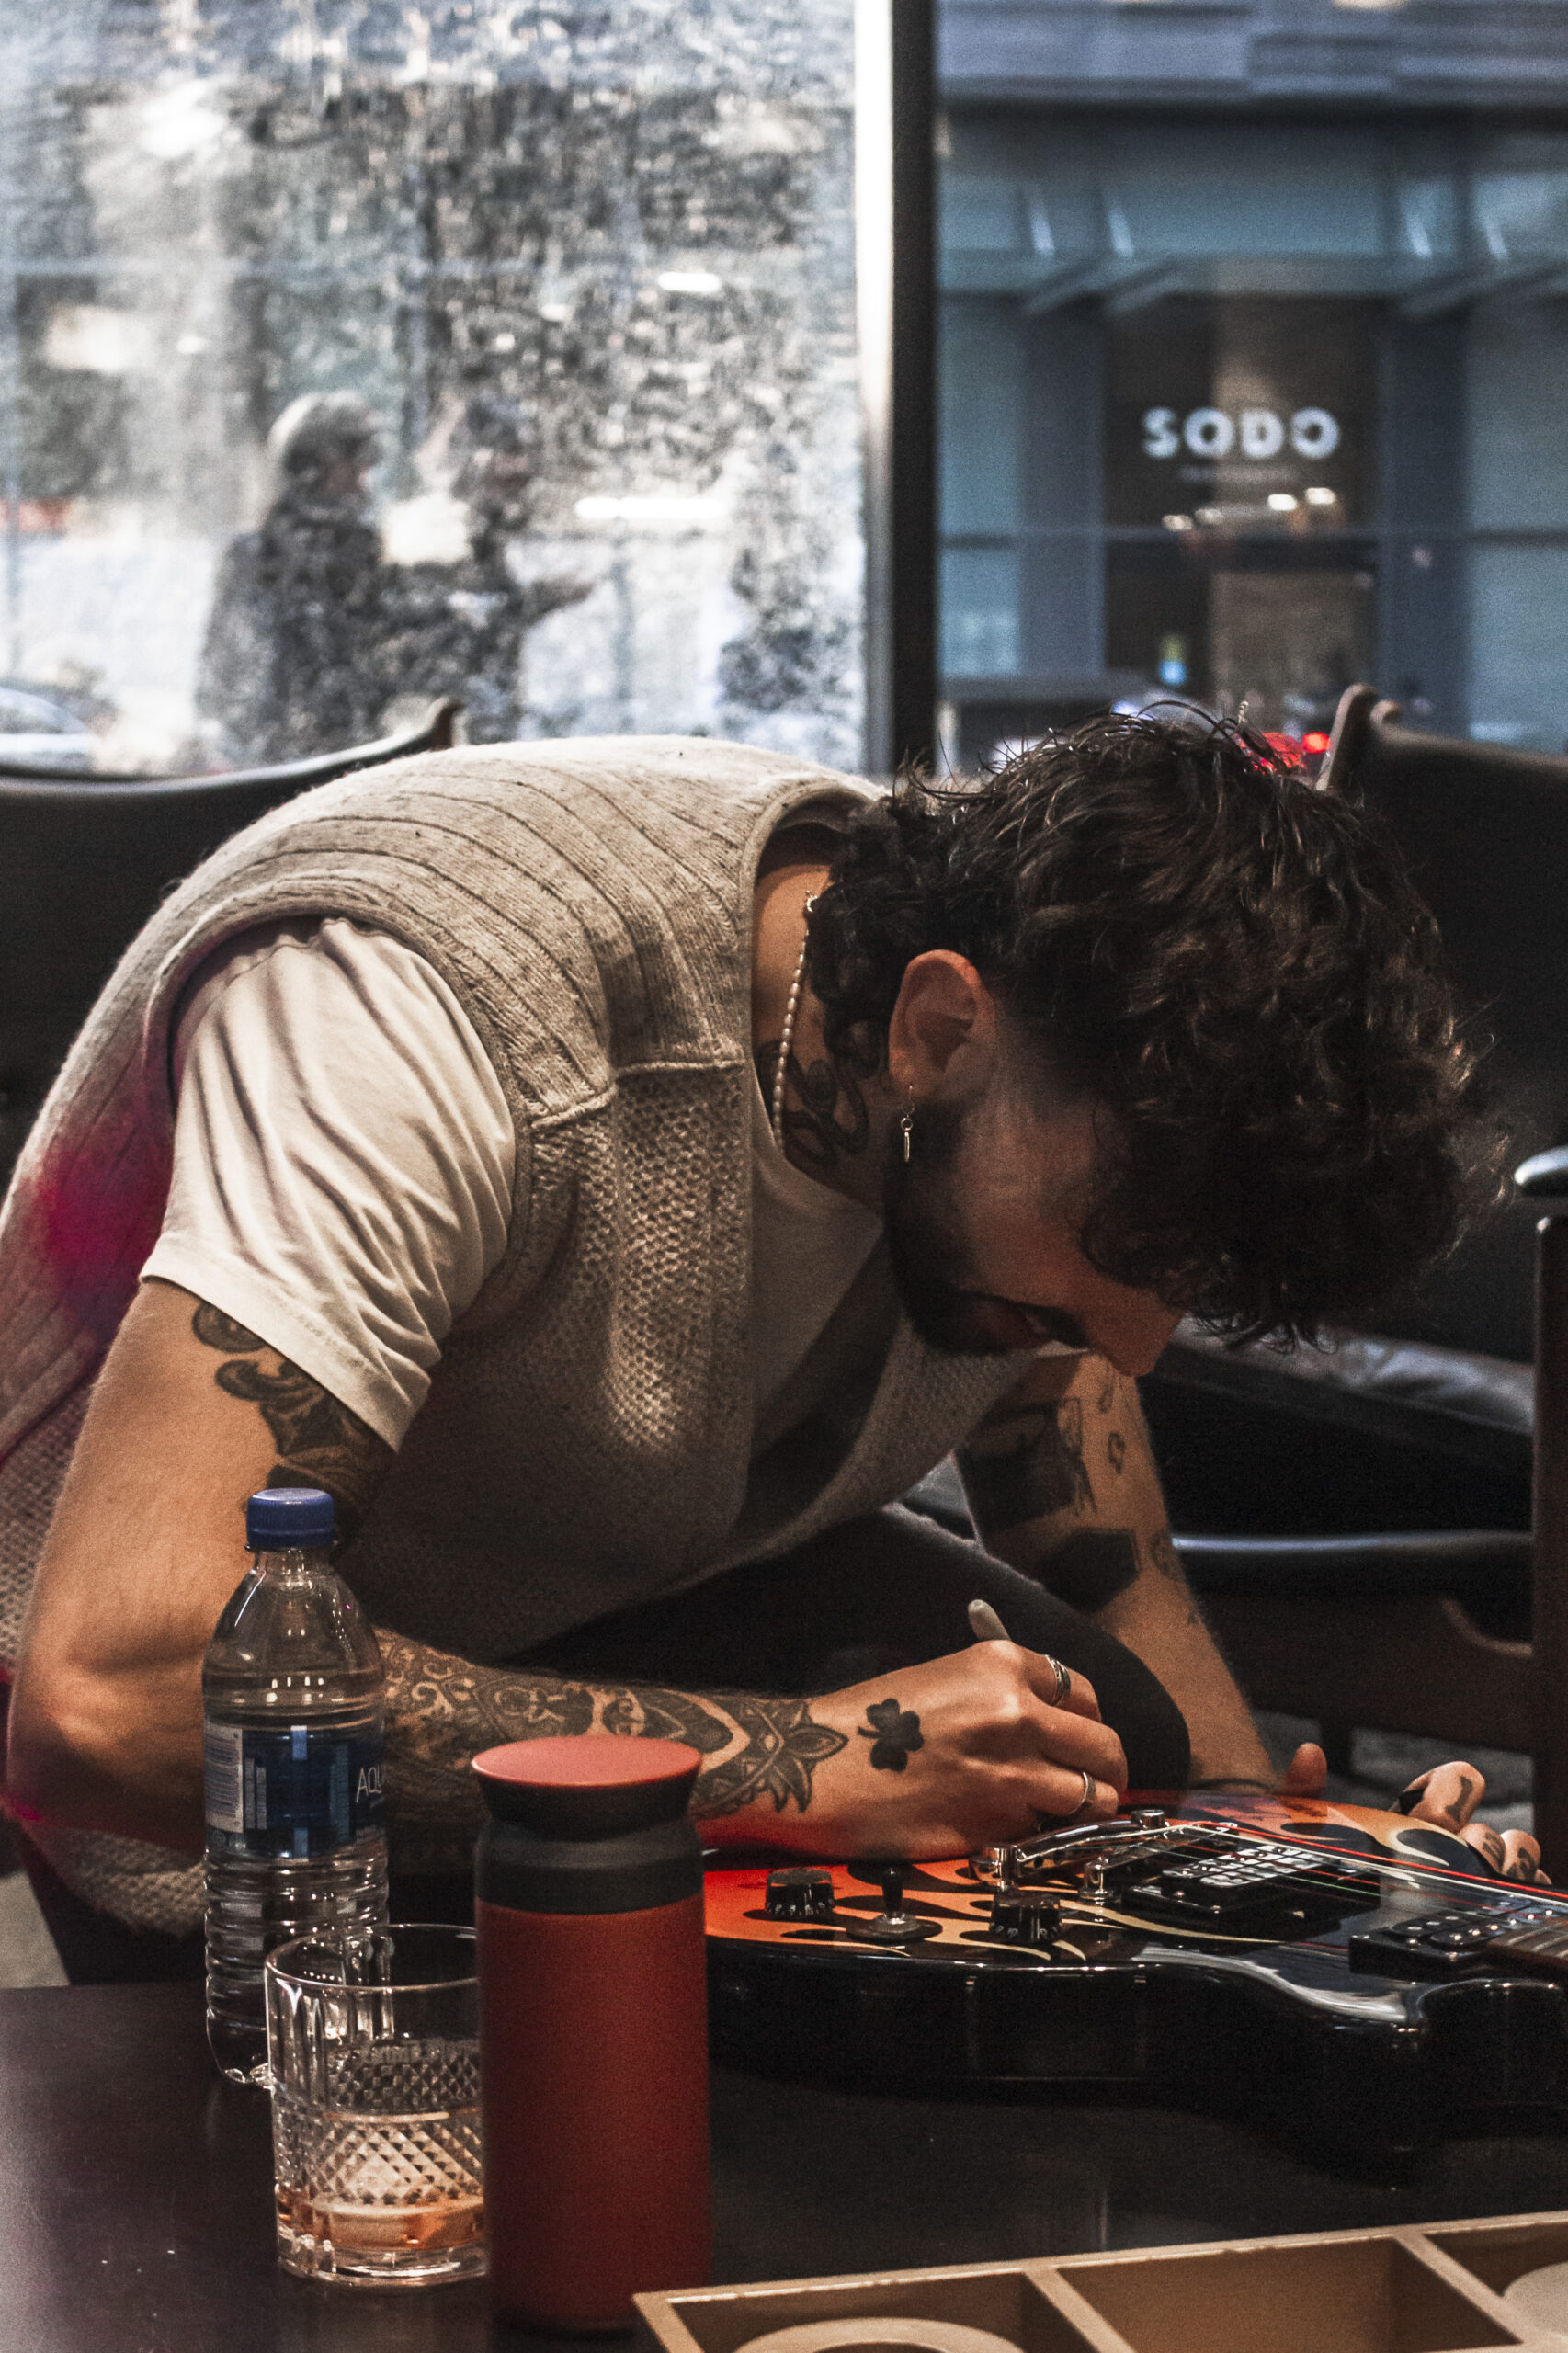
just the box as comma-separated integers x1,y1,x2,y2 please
204,1723,244,1836
204,1722,385,1859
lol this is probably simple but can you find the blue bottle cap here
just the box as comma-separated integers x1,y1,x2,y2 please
246,1487,335,1549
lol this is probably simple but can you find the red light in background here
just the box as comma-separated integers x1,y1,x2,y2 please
1302,731,1330,755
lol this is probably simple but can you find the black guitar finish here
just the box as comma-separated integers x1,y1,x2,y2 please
703,1795,1568,2165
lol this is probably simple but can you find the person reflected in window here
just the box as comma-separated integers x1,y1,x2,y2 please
380,393,592,743
197,392,385,766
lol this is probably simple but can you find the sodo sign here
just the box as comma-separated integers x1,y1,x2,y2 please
1142,405,1340,461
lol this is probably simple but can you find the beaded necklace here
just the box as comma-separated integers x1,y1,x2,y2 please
768,896,815,1154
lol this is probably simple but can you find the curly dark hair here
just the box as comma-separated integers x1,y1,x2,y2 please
805,710,1485,1343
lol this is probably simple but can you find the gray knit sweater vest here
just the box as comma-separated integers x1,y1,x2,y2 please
0,737,1024,1930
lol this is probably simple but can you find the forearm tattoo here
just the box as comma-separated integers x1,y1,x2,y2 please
192,1303,852,1864
192,1300,391,1537
377,1631,849,1871
754,1040,870,1176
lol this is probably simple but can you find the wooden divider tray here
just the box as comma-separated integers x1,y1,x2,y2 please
633,2211,1568,2353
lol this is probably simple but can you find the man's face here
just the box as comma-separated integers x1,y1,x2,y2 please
882,1076,1181,1377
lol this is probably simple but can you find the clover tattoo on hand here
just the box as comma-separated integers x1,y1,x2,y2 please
858,1698,924,1773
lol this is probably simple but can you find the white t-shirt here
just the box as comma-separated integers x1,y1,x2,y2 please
142,919,883,1450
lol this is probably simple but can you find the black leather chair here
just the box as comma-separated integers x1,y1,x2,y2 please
0,699,458,1187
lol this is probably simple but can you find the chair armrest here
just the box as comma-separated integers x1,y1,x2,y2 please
1176,1529,1531,1603
1517,1146,1568,1199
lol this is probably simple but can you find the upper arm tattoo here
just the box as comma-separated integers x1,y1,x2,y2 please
1040,1530,1141,1612
191,1300,391,1539
960,1395,1091,1536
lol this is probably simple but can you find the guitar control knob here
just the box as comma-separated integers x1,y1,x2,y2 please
988,1891,1062,1948
764,1867,836,1922
858,1859,941,1946
1128,1808,1166,1829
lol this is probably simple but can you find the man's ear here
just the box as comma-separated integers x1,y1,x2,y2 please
887,952,998,1102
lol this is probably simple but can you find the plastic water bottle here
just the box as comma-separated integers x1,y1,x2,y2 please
203,1486,389,2084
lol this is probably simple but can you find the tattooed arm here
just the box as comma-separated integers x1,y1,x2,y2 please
378,1641,858,1873
958,1350,1277,1786
15,1280,1112,1864
7,1281,858,1857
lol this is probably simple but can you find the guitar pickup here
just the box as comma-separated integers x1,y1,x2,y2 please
1150,1854,1314,1916
1349,1905,1564,1980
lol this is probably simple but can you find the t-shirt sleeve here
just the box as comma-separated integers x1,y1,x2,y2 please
142,918,517,1448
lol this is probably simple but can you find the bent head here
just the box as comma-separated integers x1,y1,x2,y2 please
879,975,1179,1373
811,711,1483,1355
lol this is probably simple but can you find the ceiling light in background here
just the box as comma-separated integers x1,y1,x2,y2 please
1161,512,1194,532
1267,493,1299,512
1305,486,1338,507
656,271,723,296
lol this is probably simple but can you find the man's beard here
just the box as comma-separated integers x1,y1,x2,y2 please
882,1099,1017,1356
883,1097,1092,1358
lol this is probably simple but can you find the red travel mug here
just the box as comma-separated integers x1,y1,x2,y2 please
473,1735,711,2331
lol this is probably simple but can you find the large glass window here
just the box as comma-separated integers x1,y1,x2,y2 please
937,83,1568,765
1,6,861,773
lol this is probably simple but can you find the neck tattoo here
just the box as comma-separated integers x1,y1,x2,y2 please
770,897,815,1154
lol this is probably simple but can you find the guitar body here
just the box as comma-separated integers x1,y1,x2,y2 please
704,1794,1568,2164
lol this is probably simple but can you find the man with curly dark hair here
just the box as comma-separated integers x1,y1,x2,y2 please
805,714,1475,1351
4,715,1530,1983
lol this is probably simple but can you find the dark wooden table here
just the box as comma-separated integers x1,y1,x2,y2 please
6,1984,1568,2353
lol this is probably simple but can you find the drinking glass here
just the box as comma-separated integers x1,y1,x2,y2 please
266,1923,484,2287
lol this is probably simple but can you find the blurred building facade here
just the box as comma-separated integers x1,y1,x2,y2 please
937,0,1568,763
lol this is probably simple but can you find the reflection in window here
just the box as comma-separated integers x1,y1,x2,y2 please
937,50,1568,761
940,547,1019,678
0,8,860,774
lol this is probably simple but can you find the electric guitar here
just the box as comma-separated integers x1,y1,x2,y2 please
704,1792,1568,2162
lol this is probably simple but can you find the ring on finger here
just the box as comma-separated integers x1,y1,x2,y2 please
1044,1654,1071,1707
1030,1770,1098,1833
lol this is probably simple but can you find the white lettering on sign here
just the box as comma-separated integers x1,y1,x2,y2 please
1142,405,1342,463
1184,406,1233,458
1290,406,1340,459
1240,407,1285,460
1141,406,1180,460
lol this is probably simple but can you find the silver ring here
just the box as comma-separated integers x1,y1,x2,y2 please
1032,1769,1096,1832
1044,1654,1071,1707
